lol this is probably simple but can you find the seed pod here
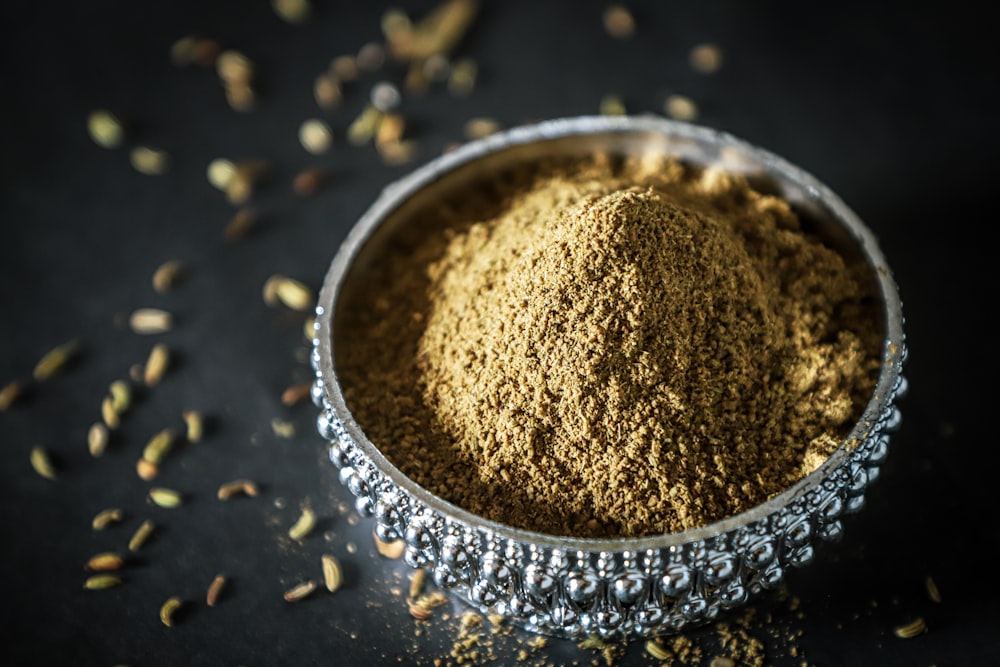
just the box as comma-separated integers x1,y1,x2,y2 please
128,519,155,552
281,382,312,406
92,508,124,530
152,260,184,293
130,146,170,175
86,552,125,572
144,344,170,387
109,380,131,413
217,479,259,500
101,396,120,429
321,554,343,593
33,340,79,381
30,446,56,480
283,580,317,602
88,422,110,457
182,410,203,442
149,487,183,509
288,507,316,541
0,380,24,412
159,597,183,627
87,110,124,148
206,574,226,606
84,574,122,590
142,429,175,465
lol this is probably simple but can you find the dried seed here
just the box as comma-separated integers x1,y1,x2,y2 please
130,146,170,175
373,533,406,559
84,574,122,590
664,94,699,121
182,410,203,442
128,519,155,552
303,316,317,342
128,308,173,334
408,569,426,600
404,62,429,94
599,94,627,116
283,580,317,602
225,161,264,203
217,50,253,84
292,167,328,196
357,41,386,71
370,81,401,112
88,422,110,457
689,42,724,74
136,457,159,481
645,640,669,661
30,446,56,480
160,597,183,627
144,343,170,387
423,53,451,83
375,113,405,148
109,379,131,413
330,55,358,82
87,110,124,148
152,260,184,293
170,35,198,66
313,73,342,110
101,396,120,429
149,487,183,509
191,38,222,67
272,0,311,23
602,4,635,39
206,574,227,606
129,364,143,382
447,58,477,97
408,603,433,620
709,658,736,667
207,158,237,190
321,554,343,592
463,117,501,140
86,552,125,572
225,82,256,112
378,139,418,167
217,479,259,500
925,575,941,603
271,418,296,438
389,0,478,62
223,207,257,241
381,8,412,40
577,635,606,650
142,428,175,464
346,105,383,146
298,119,332,155
288,507,316,540
92,508,124,530
408,591,447,620
893,617,927,639
0,380,24,412
262,275,313,311
281,382,312,406
33,340,79,381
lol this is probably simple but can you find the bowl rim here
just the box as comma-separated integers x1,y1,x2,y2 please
315,114,905,552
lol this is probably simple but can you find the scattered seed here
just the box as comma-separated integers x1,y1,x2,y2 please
86,552,125,572
578,635,606,650
404,62,429,94
281,382,312,406
226,160,269,203
169,35,198,66
664,94,699,121
313,73,342,110
88,422,110,457
182,410,203,443
264,275,313,311
408,569,426,600
370,81,401,112
299,119,332,155
293,167,328,197
283,580,318,602
217,479,259,500
30,446,56,480
92,508,124,530
0,380,24,411
136,458,159,481
388,0,477,62
160,597,183,627
224,207,257,241
925,576,941,603
101,396,120,429
109,380,131,413
272,0,311,23
373,532,406,559
330,55,358,82
144,343,170,387
152,260,184,293
347,105,384,146
378,139,418,166
142,428,175,465
409,591,447,620
271,418,296,438
599,94,627,116
87,110,124,148
409,603,433,620
206,574,227,606
130,146,170,175
709,658,736,667
602,4,635,39
375,113,405,148
128,308,173,334
149,487,183,509
225,82,256,112
463,117,501,140
381,7,412,40
191,38,222,67
288,507,316,540
689,42,724,74
448,58,477,96
357,42,386,71
423,53,451,83
33,340,79,381
321,554,343,592
207,158,237,190
893,617,927,639
84,574,122,590
217,50,253,84
128,364,143,382
303,316,317,342
128,519,155,552
645,640,669,661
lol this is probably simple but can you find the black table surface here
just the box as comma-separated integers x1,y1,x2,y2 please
2,1,997,665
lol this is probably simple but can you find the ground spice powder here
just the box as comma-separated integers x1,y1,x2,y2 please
338,154,880,538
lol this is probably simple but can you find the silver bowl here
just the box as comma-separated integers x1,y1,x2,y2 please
309,115,907,639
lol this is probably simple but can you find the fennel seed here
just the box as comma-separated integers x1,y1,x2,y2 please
30,446,56,480
283,580,318,602
925,575,942,603
86,552,125,572
92,508,124,530
206,574,227,606
217,479,259,500
149,487,183,509
664,94,699,121
129,146,170,175
84,574,122,590
144,343,170,386
136,458,159,481
33,340,79,381
321,554,343,592
299,119,332,155
893,617,927,639
142,428,175,465
152,260,184,293
182,410,203,442
88,422,110,457
602,4,635,39
128,520,155,552
373,533,405,559
109,379,131,413
87,110,124,148
159,597,183,627
101,396,120,429
288,507,316,540
0,380,24,411
408,569,426,600
129,308,173,334
281,382,312,406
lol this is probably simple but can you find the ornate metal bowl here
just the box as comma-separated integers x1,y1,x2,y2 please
309,115,907,639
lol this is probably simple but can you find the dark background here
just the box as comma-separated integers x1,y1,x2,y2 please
1,1,996,665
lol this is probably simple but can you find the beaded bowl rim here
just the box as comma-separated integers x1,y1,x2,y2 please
315,114,904,553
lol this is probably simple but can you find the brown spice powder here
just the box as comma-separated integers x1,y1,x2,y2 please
338,154,880,538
